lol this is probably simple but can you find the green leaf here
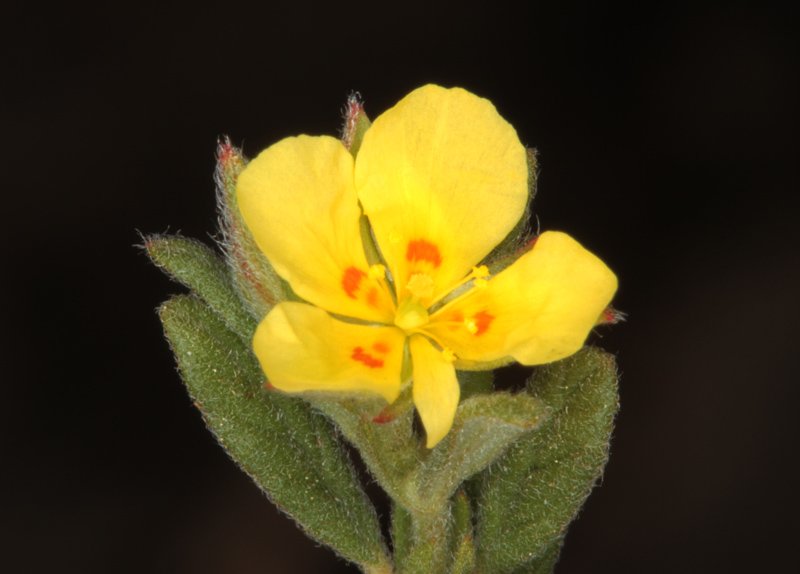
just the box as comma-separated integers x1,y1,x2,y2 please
308,394,419,507
458,369,494,399
145,234,256,341
313,390,544,520
411,393,546,514
511,541,562,574
474,347,619,574
159,294,390,571
214,138,285,318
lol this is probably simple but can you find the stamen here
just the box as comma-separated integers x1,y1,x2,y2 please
464,318,479,334
459,312,494,335
471,265,490,279
427,266,492,313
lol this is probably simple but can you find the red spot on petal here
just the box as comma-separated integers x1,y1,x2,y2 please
406,239,442,268
352,346,384,368
473,310,494,336
342,266,366,299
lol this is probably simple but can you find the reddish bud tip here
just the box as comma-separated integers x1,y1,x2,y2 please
523,235,539,252
217,135,235,165
599,306,627,325
341,92,365,148
372,408,395,424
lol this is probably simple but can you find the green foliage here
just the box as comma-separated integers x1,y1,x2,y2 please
159,295,390,572
450,490,477,574
314,391,545,574
474,347,619,574
413,393,546,514
511,541,562,574
458,369,494,399
145,234,256,341
309,394,419,506
391,502,453,574
214,138,286,318
311,391,545,517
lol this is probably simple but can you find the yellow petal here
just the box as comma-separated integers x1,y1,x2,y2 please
355,85,528,306
427,231,617,365
237,135,393,322
409,335,460,448
253,302,405,403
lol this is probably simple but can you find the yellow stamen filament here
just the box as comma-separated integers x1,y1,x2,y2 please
441,347,456,362
427,265,492,311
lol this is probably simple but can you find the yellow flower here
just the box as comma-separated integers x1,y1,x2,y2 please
236,85,617,448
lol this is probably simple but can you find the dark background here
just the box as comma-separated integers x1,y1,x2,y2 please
3,1,798,573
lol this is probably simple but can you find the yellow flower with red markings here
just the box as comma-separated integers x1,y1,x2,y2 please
236,85,617,447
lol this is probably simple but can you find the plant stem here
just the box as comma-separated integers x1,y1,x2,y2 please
392,501,453,574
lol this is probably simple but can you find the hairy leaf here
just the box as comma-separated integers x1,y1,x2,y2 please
474,347,619,574
159,294,389,571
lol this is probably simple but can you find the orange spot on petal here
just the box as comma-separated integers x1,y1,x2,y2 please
372,341,390,354
342,266,366,299
406,239,442,268
444,311,464,331
352,346,384,368
473,310,494,336
366,287,378,308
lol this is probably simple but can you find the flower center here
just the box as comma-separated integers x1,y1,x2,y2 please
394,297,429,331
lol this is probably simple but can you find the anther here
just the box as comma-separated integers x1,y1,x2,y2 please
471,265,490,279
473,278,489,289
464,318,479,334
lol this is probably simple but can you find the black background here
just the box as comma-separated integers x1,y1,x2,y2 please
3,2,799,573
